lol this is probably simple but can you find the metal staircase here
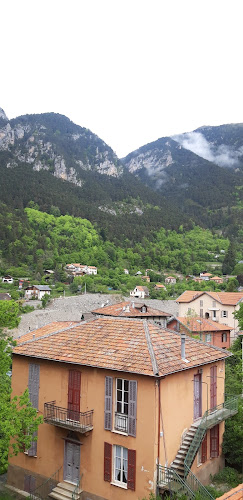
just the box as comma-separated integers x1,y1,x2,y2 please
157,395,239,499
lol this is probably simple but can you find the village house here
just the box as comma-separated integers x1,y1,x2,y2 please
124,268,129,274
65,264,97,276
24,285,51,300
154,283,166,291
92,301,170,326
130,285,149,299
165,276,176,285
176,291,243,341
210,276,224,284
200,273,213,281
0,292,11,300
168,316,231,349
2,274,14,284
8,318,238,500
142,275,150,282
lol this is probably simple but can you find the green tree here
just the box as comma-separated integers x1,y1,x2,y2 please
0,301,20,329
0,333,43,472
222,242,236,275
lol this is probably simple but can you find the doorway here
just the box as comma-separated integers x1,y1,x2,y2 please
64,441,80,484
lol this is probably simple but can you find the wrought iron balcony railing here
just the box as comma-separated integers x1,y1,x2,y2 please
114,412,128,433
44,401,94,433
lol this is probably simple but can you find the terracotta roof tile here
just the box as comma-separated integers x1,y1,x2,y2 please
14,318,230,377
176,290,243,305
92,301,170,318
171,317,232,332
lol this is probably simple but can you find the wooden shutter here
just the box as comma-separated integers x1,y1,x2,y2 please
68,370,81,412
104,442,112,482
201,434,207,463
127,449,136,491
210,425,219,458
104,376,113,430
210,366,217,410
128,380,137,437
24,475,36,493
28,432,37,457
28,363,40,409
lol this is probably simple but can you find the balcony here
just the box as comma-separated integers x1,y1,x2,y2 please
44,401,94,433
114,412,128,433
203,395,239,429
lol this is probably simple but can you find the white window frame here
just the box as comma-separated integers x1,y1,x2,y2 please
222,310,228,318
113,445,128,488
115,378,129,433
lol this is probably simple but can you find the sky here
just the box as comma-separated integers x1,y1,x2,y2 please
1,0,243,158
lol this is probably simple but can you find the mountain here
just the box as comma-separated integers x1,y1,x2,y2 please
122,125,243,236
0,110,187,244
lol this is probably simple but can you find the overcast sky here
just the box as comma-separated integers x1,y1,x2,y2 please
1,0,243,157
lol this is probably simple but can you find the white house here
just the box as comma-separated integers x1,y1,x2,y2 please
130,286,149,299
2,275,14,284
25,285,51,300
165,276,176,285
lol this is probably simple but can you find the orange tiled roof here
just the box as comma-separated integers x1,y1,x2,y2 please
174,317,232,332
17,322,79,343
176,290,243,306
92,301,170,318
14,318,230,377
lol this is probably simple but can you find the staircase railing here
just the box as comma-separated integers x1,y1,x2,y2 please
184,464,214,499
184,395,239,473
157,465,195,499
30,465,62,500
72,473,83,500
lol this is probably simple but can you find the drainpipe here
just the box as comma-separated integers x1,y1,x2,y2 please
181,332,186,360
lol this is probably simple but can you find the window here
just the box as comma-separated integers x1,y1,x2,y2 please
104,443,136,491
200,309,203,318
113,445,128,487
221,310,228,318
206,333,211,343
200,300,203,307
104,377,137,436
115,379,129,432
212,301,216,308
222,333,227,342
27,363,40,456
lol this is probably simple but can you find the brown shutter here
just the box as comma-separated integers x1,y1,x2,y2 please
128,380,137,437
201,434,207,463
210,425,219,458
127,449,136,491
104,442,112,482
68,370,81,413
24,475,36,493
104,376,113,430
210,366,217,409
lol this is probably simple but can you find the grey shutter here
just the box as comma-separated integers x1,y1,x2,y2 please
28,432,37,457
28,363,40,409
128,380,137,437
104,376,113,430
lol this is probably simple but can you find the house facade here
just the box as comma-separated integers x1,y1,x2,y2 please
130,286,149,299
2,275,14,284
168,317,231,349
65,264,97,276
8,318,237,500
176,291,243,341
165,276,176,285
25,285,51,300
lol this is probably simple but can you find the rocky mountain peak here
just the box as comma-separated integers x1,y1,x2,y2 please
0,107,8,121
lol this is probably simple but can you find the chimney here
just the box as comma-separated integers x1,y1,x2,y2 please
181,333,186,360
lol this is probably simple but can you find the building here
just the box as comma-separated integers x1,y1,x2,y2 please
24,285,51,300
154,283,166,291
165,276,176,285
200,273,213,281
8,318,238,500
142,275,150,282
92,301,170,326
130,286,149,299
0,292,11,300
168,316,231,349
210,276,224,284
65,264,97,276
124,269,129,274
176,291,243,340
2,275,14,284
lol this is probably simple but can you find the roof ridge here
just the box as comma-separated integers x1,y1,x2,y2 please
143,320,159,376
17,322,82,345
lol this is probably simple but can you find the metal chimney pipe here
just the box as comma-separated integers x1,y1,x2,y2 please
181,332,186,360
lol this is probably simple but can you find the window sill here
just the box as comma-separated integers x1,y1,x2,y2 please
112,429,128,437
110,482,127,489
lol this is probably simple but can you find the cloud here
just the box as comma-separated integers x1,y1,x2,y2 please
173,131,243,168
